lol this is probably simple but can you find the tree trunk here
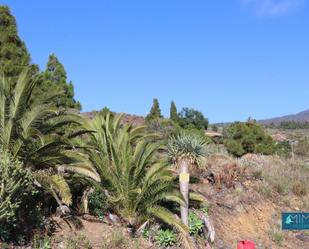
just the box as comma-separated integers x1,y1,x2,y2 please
82,187,94,214
179,160,189,226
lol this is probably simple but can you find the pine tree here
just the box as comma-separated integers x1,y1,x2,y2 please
0,6,31,79
145,98,163,122
170,101,178,122
42,54,81,110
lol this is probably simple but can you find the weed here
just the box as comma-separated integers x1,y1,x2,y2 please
292,181,308,196
189,212,204,236
155,229,177,248
65,233,92,249
270,229,284,246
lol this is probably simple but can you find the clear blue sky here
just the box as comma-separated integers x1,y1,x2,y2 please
1,0,308,123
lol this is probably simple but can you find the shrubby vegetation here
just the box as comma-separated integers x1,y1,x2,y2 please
145,98,163,122
0,150,33,240
80,113,190,238
155,229,177,247
295,138,309,157
223,121,276,157
0,6,80,110
170,101,178,122
178,107,209,130
267,121,309,129
1,4,308,249
88,188,109,218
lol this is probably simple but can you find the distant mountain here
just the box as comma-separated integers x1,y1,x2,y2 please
259,109,309,125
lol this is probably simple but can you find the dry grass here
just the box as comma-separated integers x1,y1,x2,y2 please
100,227,145,249
239,154,309,201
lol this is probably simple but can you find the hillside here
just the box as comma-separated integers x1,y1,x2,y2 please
259,109,309,125
82,111,145,126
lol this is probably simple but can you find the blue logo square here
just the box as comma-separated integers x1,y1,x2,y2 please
282,212,309,230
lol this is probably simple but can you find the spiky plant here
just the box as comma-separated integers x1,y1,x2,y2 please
0,70,97,208
167,131,207,226
81,112,193,248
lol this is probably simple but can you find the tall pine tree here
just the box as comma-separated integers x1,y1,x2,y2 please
0,6,31,79
170,101,178,122
0,6,80,109
145,98,163,122
42,54,81,110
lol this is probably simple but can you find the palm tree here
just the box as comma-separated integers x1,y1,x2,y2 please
0,70,98,209
167,131,207,226
81,112,193,248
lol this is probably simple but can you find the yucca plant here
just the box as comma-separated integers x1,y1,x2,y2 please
81,112,193,248
167,131,207,226
0,70,97,209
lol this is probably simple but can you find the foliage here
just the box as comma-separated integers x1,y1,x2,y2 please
101,228,142,249
0,6,31,79
269,225,284,246
99,106,114,117
201,205,210,217
275,141,291,157
271,121,309,129
142,228,150,240
34,54,81,110
155,229,177,247
167,130,208,165
64,233,92,249
145,98,163,122
0,150,33,240
188,212,203,236
32,235,52,249
0,70,98,221
170,101,178,122
223,121,276,157
81,112,189,240
178,107,209,130
146,118,180,140
88,188,109,217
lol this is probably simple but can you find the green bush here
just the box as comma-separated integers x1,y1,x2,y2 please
189,212,203,236
155,229,177,247
223,122,275,157
178,107,209,130
142,228,150,240
32,235,52,249
146,118,180,139
0,150,33,241
88,188,109,218
275,141,291,157
224,139,245,157
145,98,163,122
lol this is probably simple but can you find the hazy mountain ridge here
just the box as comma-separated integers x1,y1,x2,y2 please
259,109,309,125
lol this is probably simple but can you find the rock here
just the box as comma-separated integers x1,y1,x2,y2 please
108,213,120,223
296,234,309,242
56,205,71,216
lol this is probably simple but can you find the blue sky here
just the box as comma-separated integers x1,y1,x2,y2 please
1,0,308,123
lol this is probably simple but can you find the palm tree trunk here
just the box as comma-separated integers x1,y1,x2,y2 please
82,187,94,214
179,159,189,226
